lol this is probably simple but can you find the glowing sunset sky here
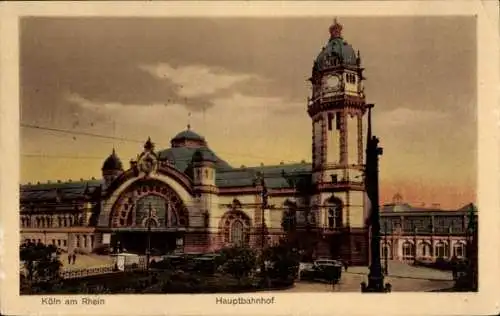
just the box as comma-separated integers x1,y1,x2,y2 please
20,16,477,209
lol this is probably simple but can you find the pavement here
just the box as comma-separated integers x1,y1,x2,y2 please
284,260,454,292
59,256,454,292
61,254,114,271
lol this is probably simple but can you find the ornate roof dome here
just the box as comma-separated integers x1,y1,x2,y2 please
102,148,123,171
314,19,359,71
170,125,207,148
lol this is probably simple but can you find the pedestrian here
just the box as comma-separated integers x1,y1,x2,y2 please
343,260,349,272
72,253,76,265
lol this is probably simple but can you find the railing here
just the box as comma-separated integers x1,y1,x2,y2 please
59,258,147,279
60,265,116,279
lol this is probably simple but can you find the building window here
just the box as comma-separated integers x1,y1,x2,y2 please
328,113,334,131
83,235,88,248
328,209,335,229
230,220,244,246
453,243,465,257
381,244,390,258
52,239,56,245
76,235,80,248
435,242,448,258
223,210,250,246
58,217,62,227
402,241,415,259
420,243,432,257
327,198,342,229
90,235,95,249
57,240,61,246
63,240,67,247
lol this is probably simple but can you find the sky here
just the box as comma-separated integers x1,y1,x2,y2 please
20,16,477,209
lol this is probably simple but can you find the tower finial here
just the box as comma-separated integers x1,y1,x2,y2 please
187,112,192,130
144,136,154,151
329,18,343,39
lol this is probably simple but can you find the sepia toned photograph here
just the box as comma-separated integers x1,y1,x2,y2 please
1,1,499,316
18,15,479,295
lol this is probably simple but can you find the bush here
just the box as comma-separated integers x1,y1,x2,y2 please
217,246,258,279
262,241,300,281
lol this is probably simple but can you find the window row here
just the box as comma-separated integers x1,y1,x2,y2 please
20,215,82,228
399,242,466,259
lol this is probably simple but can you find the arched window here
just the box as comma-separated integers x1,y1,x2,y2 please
328,209,335,229
58,217,62,227
282,200,297,232
402,241,415,259
222,211,250,246
230,220,244,246
420,243,432,257
435,242,449,258
326,197,342,229
381,244,391,258
453,243,465,258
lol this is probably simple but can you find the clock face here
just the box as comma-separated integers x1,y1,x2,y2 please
324,75,340,90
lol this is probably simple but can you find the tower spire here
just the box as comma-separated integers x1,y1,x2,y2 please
329,18,343,39
187,112,192,130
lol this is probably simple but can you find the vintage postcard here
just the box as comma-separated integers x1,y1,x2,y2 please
1,1,499,316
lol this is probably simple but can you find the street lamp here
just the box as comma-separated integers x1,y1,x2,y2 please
146,203,153,271
383,221,388,275
360,104,391,293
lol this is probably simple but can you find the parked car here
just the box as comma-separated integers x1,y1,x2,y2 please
299,259,343,283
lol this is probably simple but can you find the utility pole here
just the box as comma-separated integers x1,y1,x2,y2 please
256,172,269,251
146,203,152,271
360,104,391,293
384,221,388,275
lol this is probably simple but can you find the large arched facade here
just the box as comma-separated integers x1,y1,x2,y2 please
102,174,193,254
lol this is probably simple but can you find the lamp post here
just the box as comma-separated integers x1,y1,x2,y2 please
383,221,388,275
360,104,391,293
146,203,152,271
255,172,269,286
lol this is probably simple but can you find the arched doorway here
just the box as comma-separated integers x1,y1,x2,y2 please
109,179,189,254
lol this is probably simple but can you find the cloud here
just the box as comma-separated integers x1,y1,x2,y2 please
138,63,261,98
375,108,449,127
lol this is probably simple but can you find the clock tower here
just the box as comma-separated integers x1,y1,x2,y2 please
308,19,370,264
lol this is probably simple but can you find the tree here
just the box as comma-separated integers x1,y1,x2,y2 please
20,241,62,283
217,245,257,280
262,239,300,281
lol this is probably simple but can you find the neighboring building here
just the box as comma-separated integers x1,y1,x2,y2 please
380,195,478,263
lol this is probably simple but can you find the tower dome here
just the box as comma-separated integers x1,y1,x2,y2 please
102,148,123,171
314,19,359,72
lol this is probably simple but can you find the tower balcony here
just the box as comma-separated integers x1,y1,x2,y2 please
307,94,367,117
317,180,364,191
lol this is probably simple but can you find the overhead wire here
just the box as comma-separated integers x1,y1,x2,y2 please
21,123,308,164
